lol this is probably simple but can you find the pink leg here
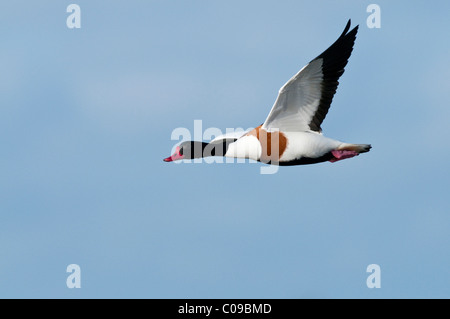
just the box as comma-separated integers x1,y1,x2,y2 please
329,150,359,163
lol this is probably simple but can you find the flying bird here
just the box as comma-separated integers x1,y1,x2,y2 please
164,20,371,166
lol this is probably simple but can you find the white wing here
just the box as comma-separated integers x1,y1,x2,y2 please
262,20,358,133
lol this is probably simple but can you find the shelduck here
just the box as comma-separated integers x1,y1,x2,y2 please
164,20,371,166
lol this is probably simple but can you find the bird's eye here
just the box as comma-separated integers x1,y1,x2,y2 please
179,147,183,156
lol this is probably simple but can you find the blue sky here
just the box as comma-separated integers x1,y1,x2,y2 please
0,1,449,298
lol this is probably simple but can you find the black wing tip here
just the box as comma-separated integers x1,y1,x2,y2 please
342,19,351,35
307,19,359,133
314,19,358,62
341,19,359,38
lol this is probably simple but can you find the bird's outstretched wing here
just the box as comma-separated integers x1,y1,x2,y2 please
261,20,358,133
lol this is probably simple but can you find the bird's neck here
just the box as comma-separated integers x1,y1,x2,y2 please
191,139,236,158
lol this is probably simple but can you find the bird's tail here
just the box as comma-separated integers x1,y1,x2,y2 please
338,143,372,153
329,143,371,163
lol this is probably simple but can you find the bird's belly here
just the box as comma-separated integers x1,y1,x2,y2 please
280,132,341,163
224,135,262,161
